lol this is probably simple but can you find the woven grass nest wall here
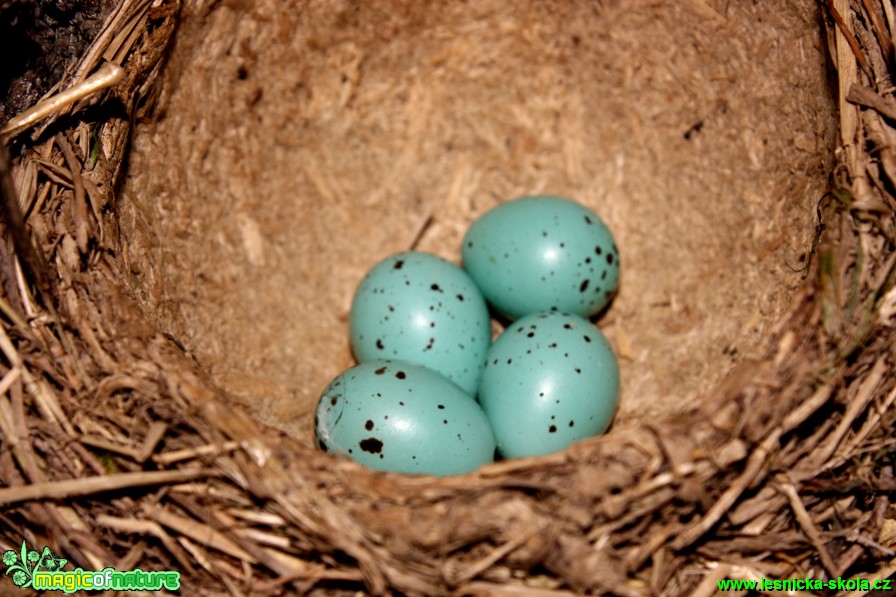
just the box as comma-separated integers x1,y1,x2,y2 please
2,0,896,595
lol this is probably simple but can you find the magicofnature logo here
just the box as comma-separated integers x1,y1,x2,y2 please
2,541,67,589
3,540,180,593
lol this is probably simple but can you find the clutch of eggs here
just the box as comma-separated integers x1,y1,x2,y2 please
314,195,621,475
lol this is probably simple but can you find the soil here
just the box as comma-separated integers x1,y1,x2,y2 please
117,0,836,445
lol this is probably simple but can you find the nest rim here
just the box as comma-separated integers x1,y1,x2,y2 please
1,1,895,596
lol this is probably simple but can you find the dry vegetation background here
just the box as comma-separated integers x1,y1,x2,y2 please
1,0,895,595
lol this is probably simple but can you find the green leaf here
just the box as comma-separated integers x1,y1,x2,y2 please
19,541,27,573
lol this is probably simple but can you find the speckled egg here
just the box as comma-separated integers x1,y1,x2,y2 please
350,251,491,396
315,361,496,475
478,312,619,458
461,195,620,320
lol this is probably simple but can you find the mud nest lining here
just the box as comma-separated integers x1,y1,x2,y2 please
1,0,896,595
119,0,833,441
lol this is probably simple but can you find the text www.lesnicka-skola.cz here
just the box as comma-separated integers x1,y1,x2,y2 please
718,576,890,592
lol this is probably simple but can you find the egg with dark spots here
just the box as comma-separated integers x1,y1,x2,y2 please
478,312,619,458
350,251,491,395
461,195,620,319
315,361,496,475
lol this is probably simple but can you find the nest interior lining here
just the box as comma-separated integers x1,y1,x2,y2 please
118,0,834,442
3,0,896,595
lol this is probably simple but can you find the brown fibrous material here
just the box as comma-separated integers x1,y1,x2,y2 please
0,1,895,596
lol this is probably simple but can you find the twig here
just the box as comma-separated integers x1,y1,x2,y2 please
460,582,583,597
802,359,886,474
56,134,90,253
0,469,211,506
673,382,834,550
671,428,781,550
143,503,257,562
0,144,56,306
846,85,896,121
96,515,198,575
78,421,168,464
859,0,893,70
0,63,124,144
153,440,241,465
826,0,874,81
446,523,547,586
778,480,838,578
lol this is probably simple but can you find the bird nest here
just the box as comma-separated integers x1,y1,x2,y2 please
1,0,895,595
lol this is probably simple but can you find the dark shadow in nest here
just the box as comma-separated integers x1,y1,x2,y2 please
0,0,119,125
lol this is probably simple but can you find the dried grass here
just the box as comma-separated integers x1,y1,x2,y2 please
1,0,895,595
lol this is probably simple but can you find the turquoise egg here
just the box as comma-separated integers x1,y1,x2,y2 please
461,195,620,320
315,361,496,475
350,251,491,396
478,312,619,458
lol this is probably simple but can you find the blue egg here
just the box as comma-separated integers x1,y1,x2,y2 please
478,312,619,458
315,361,496,475
462,195,620,320
350,251,491,396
